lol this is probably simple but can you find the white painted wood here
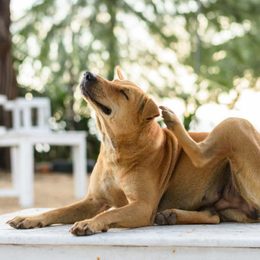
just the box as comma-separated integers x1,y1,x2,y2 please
4,97,51,133
37,106,46,128
0,96,88,207
0,127,6,135
10,146,19,191
1,209,260,260
0,95,6,103
73,140,87,198
13,106,21,130
19,140,34,207
25,131,88,202
0,135,21,199
0,132,87,206
22,106,32,130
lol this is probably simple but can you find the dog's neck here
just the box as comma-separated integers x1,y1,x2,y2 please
100,120,164,164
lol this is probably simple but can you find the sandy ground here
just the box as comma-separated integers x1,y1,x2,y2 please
0,172,89,215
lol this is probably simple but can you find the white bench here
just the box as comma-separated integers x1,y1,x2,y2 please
1,208,260,260
0,96,87,207
0,131,87,207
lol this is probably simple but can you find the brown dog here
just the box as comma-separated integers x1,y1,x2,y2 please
7,67,260,235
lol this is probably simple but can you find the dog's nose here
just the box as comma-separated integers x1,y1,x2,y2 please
84,72,96,82
81,71,97,92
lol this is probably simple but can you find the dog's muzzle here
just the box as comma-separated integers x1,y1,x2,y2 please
80,71,97,91
80,72,112,115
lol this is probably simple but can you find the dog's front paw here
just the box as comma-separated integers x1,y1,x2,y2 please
159,106,181,130
154,209,177,225
70,220,108,236
7,216,47,229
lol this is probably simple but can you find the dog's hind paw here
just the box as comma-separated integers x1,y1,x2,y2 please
159,106,181,130
154,209,177,225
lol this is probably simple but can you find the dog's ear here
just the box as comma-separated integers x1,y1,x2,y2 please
114,66,126,80
142,98,160,121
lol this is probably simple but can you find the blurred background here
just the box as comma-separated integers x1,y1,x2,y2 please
0,0,260,213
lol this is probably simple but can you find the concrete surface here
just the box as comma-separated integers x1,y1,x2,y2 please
1,208,260,260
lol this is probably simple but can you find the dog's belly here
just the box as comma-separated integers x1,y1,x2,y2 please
158,151,230,211
213,176,258,220
158,149,259,221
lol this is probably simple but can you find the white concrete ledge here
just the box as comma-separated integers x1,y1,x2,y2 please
1,209,260,259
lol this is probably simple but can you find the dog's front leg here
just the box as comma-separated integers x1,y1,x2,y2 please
70,201,154,236
7,196,108,229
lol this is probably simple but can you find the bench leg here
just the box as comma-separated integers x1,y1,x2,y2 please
19,141,34,207
10,146,19,193
72,141,87,198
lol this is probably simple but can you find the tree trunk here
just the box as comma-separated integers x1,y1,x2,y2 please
106,0,119,80
0,0,17,169
0,0,17,100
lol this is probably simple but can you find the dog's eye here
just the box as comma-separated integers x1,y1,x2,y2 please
119,89,129,100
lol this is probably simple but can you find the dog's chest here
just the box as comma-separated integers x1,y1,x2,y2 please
100,168,128,207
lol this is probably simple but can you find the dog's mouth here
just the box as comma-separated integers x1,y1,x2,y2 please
92,98,112,115
81,87,112,116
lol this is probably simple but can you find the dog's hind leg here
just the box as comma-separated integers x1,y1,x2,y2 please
160,106,260,210
218,208,259,223
160,106,230,168
155,208,220,225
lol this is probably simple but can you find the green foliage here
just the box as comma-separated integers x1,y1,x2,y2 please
12,0,260,162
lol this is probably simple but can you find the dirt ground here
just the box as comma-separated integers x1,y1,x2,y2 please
0,172,89,215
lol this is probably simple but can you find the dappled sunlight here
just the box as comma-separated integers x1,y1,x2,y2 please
9,0,260,135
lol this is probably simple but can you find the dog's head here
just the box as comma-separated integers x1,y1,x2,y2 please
80,67,159,139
